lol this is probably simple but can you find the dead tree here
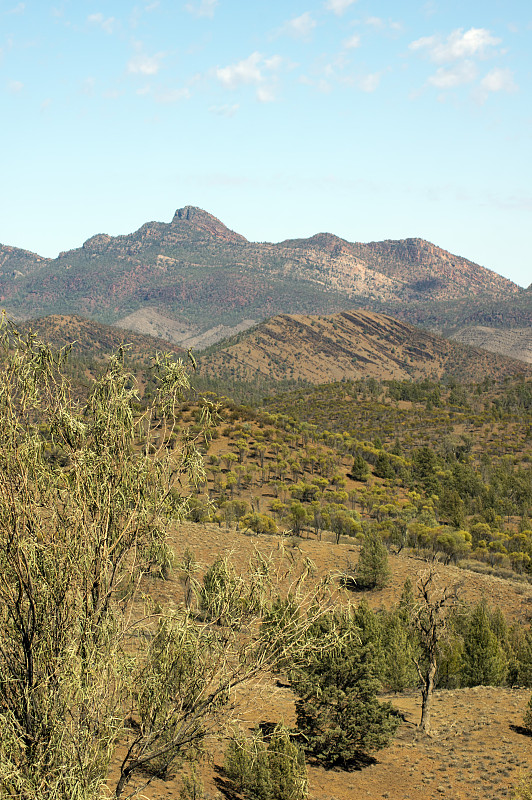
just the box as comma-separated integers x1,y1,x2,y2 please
412,569,460,734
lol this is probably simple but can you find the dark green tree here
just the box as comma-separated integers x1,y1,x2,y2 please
461,600,507,687
355,530,391,590
291,610,399,767
350,452,369,482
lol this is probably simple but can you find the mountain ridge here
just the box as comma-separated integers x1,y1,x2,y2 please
0,206,526,358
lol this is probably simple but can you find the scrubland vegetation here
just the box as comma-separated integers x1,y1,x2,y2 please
1,319,532,799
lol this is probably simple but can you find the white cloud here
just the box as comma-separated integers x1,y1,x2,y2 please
427,61,477,88
7,3,25,14
281,12,316,40
366,16,384,29
216,51,263,89
185,0,218,18
154,87,191,103
127,45,165,75
87,13,116,34
324,0,357,15
357,71,382,92
410,27,500,63
209,103,239,117
145,1,159,9
81,76,96,95
480,67,517,93
256,86,275,103
343,33,361,49
7,79,23,93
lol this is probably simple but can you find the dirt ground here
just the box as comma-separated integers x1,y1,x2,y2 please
110,522,532,800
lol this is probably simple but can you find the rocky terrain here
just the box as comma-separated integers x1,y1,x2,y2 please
450,325,532,364
0,207,527,360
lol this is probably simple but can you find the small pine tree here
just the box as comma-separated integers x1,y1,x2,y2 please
355,531,391,590
382,611,418,692
351,452,369,482
292,610,399,767
461,601,507,687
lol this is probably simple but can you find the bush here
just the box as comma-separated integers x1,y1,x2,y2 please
224,724,307,800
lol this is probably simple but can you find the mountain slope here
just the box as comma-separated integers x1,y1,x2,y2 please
0,207,522,347
15,314,184,363
198,310,531,385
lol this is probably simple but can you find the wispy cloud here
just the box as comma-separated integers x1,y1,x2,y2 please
427,61,477,89
7,79,24,93
343,33,361,49
185,0,218,18
87,13,117,34
324,0,357,16
214,52,286,102
209,103,239,117
475,67,518,103
480,67,517,93
127,44,165,75
216,52,263,89
257,86,276,103
153,87,190,103
7,3,25,14
357,71,383,92
410,27,500,63
281,12,316,40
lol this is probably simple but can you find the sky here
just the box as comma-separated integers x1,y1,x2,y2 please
1,0,531,288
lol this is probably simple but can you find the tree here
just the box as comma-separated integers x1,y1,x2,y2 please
291,609,399,767
350,452,369,482
461,601,507,687
0,323,333,800
354,530,391,590
411,570,460,733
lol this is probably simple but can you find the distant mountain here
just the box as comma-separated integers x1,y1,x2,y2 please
449,326,532,365
198,310,531,385
0,206,523,351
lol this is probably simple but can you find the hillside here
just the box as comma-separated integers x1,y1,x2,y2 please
450,325,532,364
0,207,524,351
198,309,531,386
15,314,184,361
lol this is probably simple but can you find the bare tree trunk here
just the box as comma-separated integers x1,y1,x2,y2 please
419,658,437,734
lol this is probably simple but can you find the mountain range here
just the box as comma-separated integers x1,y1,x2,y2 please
1,205,530,363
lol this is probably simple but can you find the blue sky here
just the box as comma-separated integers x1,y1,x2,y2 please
1,0,531,287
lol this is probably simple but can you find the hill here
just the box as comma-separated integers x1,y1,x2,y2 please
450,325,532,364
198,309,532,386
0,207,524,354
15,314,184,363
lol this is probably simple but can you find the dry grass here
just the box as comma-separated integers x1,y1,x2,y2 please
116,522,532,800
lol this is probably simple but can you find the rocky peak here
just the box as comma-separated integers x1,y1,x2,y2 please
170,206,247,244
82,233,112,252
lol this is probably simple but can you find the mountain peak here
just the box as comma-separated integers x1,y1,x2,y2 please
170,206,247,243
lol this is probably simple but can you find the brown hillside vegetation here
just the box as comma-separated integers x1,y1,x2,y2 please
16,313,184,361
199,309,532,384
114,521,532,800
